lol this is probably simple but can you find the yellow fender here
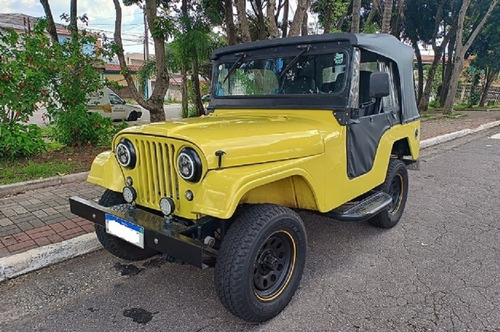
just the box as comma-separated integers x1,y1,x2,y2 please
87,151,124,193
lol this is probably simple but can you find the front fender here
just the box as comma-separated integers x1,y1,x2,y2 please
192,156,321,219
87,151,125,193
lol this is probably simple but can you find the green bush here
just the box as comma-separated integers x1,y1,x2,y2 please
0,123,46,158
48,108,129,147
49,107,113,147
468,91,481,107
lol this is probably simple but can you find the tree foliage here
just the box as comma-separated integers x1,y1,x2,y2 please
0,20,114,156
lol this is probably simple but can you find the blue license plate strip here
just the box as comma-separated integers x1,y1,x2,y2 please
105,214,144,249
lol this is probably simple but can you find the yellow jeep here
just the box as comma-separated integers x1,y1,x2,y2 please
70,33,419,322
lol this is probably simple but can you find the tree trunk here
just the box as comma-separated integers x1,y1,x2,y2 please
181,65,188,118
418,55,441,113
301,11,308,36
225,0,237,45
235,0,251,42
364,0,379,29
351,0,361,33
381,0,393,33
288,0,311,36
281,0,289,37
267,0,280,38
439,32,456,106
191,60,205,117
323,2,332,34
417,1,458,113
39,0,59,44
413,42,424,104
112,0,168,122
69,0,78,33
443,0,499,114
391,0,404,37
479,68,496,107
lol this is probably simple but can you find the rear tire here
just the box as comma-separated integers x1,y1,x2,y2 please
95,190,158,261
369,159,409,229
127,111,138,121
215,204,307,322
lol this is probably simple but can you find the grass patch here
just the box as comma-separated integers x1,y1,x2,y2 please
444,112,464,119
0,160,80,185
0,146,107,185
421,113,438,119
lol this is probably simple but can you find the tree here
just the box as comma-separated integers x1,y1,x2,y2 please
391,0,405,37
311,0,350,34
267,0,280,38
236,0,252,42
470,7,500,107
225,0,237,44
443,0,499,114
351,0,361,33
413,0,458,113
0,19,116,150
381,0,394,33
39,0,59,43
112,0,170,122
402,0,438,103
289,0,313,36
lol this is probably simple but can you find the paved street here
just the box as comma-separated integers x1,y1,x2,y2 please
0,128,499,331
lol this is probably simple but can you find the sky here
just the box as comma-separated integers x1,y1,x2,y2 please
2,0,148,53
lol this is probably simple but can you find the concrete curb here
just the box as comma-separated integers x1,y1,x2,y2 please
420,120,500,149
0,233,100,282
0,172,89,198
1,119,500,283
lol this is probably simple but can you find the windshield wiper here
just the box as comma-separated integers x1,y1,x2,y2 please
223,52,247,83
279,44,311,79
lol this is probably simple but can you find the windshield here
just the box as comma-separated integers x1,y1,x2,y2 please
214,51,347,97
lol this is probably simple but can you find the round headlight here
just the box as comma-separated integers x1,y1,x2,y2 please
177,147,202,182
116,139,136,168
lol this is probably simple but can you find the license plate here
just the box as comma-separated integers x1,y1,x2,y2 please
105,214,144,249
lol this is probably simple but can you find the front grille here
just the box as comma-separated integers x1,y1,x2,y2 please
130,136,180,208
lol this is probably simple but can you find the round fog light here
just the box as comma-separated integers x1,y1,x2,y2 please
159,197,175,216
123,186,137,203
185,190,194,201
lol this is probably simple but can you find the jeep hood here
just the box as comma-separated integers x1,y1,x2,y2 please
120,113,325,169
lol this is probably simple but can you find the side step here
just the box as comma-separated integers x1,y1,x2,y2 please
327,191,392,222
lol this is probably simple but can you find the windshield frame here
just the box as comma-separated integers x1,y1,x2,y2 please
209,41,353,110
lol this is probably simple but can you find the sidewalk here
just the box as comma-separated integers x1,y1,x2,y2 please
1,110,500,263
0,183,102,258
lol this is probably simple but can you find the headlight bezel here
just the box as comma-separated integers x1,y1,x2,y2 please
177,147,202,182
116,138,136,168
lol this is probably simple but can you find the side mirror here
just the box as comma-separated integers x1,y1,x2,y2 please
369,71,390,98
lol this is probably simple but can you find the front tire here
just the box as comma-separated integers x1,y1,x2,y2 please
215,204,307,322
95,189,158,261
369,159,409,229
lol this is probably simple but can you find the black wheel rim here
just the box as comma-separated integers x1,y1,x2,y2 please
389,173,404,215
253,231,296,301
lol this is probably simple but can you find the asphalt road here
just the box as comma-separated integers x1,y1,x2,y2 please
1,128,499,332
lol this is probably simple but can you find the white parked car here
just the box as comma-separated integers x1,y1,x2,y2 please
87,87,142,121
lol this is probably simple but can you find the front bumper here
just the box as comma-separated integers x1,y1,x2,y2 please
69,196,217,269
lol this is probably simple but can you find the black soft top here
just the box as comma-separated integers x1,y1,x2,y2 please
211,33,419,123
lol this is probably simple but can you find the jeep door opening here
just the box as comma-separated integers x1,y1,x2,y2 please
70,33,420,323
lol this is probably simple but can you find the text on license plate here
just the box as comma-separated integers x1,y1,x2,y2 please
105,214,144,249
